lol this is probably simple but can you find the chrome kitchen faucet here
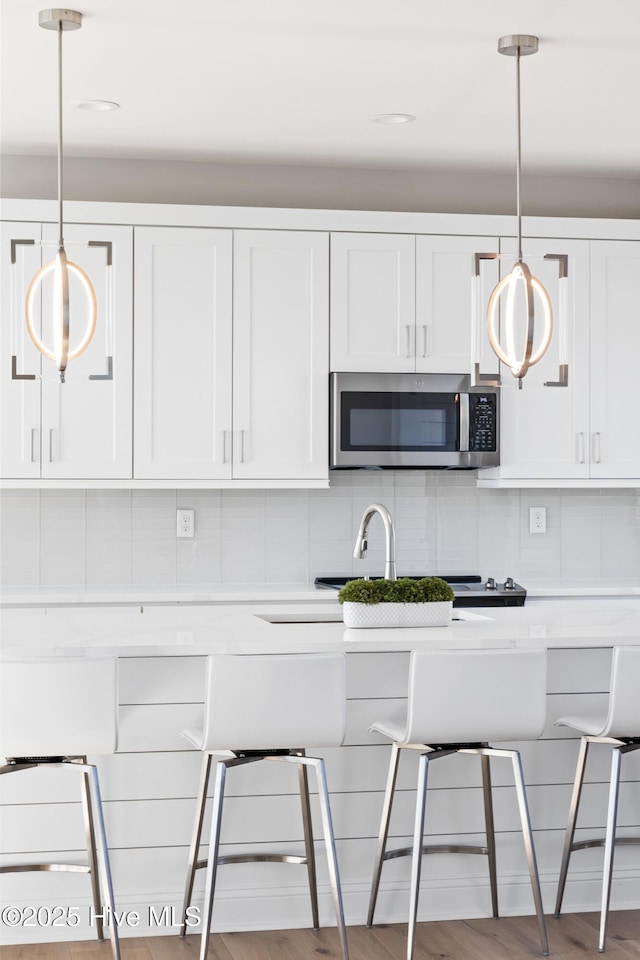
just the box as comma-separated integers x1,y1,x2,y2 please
353,503,397,580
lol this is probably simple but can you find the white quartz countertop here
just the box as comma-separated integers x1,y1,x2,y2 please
1,596,639,658
0,582,330,606
2,580,640,607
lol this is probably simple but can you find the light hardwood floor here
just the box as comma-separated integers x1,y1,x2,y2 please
1,913,639,960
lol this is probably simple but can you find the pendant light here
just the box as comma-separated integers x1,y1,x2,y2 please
26,9,97,384
486,35,554,389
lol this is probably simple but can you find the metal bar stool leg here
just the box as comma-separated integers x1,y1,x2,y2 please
509,751,549,957
180,753,213,938
308,756,349,960
555,736,590,918
199,759,227,960
480,753,499,919
296,751,320,930
366,741,401,927
80,762,104,942
599,747,623,953
407,752,430,960
83,763,121,960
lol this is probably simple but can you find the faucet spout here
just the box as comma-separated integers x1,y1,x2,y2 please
353,503,397,580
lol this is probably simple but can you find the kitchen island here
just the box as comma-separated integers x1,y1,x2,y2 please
0,593,639,945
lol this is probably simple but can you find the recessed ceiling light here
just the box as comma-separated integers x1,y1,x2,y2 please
371,113,416,124
76,100,120,112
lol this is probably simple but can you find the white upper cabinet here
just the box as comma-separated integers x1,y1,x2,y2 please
330,232,499,375
1,221,133,480
1,222,42,479
492,237,640,483
495,237,591,480
134,227,233,480
233,230,329,480
330,233,416,372
416,234,500,375
589,240,640,479
134,227,328,484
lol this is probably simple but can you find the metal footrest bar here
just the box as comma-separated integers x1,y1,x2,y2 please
195,854,309,868
570,836,640,852
383,843,490,861
219,853,309,865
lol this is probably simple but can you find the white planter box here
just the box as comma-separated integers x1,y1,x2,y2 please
342,600,452,629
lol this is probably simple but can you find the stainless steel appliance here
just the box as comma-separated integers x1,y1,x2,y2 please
314,574,526,607
330,372,499,469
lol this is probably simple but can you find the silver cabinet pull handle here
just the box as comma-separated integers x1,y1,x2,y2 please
30,428,38,463
48,428,56,462
239,430,245,463
593,432,601,463
421,325,428,358
222,430,230,464
577,433,585,464
405,325,412,358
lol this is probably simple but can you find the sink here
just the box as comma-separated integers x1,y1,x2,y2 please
256,612,343,624
255,609,493,625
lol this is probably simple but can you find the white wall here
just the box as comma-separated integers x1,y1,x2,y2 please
2,154,640,219
2,472,639,590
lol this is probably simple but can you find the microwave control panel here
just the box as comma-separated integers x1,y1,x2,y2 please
469,394,497,452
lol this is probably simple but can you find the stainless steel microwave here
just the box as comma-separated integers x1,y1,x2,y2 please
330,372,499,468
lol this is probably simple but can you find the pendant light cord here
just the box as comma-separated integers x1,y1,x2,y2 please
57,20,64,251
515,46,522,263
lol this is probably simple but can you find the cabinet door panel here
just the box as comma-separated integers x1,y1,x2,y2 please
40,224,133,479
1,223,42,478
416,234,499,375
330,233,415,372
590,240,640,479
233,230,329,480
496,237,590,479
134,227,232,480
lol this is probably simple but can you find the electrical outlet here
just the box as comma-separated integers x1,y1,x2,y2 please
529,507,547,534
177,508,195,539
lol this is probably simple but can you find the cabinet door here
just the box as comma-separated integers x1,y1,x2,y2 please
40,223,133,479
496,237,590,480
416,234,500,374
0,222,42,479
233,230,329,480
330,233,415,372
590,240,640,479
134,227,233,480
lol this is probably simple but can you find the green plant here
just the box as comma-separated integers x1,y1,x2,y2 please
337,576,454,604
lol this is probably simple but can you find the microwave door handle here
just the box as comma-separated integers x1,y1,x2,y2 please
459,394,470,452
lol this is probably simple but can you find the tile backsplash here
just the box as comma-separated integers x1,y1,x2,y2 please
1,472,640,589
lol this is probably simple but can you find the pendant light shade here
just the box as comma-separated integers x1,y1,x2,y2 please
27,9,97,384
475,35,569,391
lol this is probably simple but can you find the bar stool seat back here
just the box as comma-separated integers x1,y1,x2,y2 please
196,652,346,751
0,658,118,758
399,648,547,744
599,646,640,738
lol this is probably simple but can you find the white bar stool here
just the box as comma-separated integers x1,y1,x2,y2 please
0,657,120,959
554,645,640,952
366,648,549,960
179,652,349,960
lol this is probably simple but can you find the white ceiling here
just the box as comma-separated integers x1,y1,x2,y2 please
2,0,639,177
